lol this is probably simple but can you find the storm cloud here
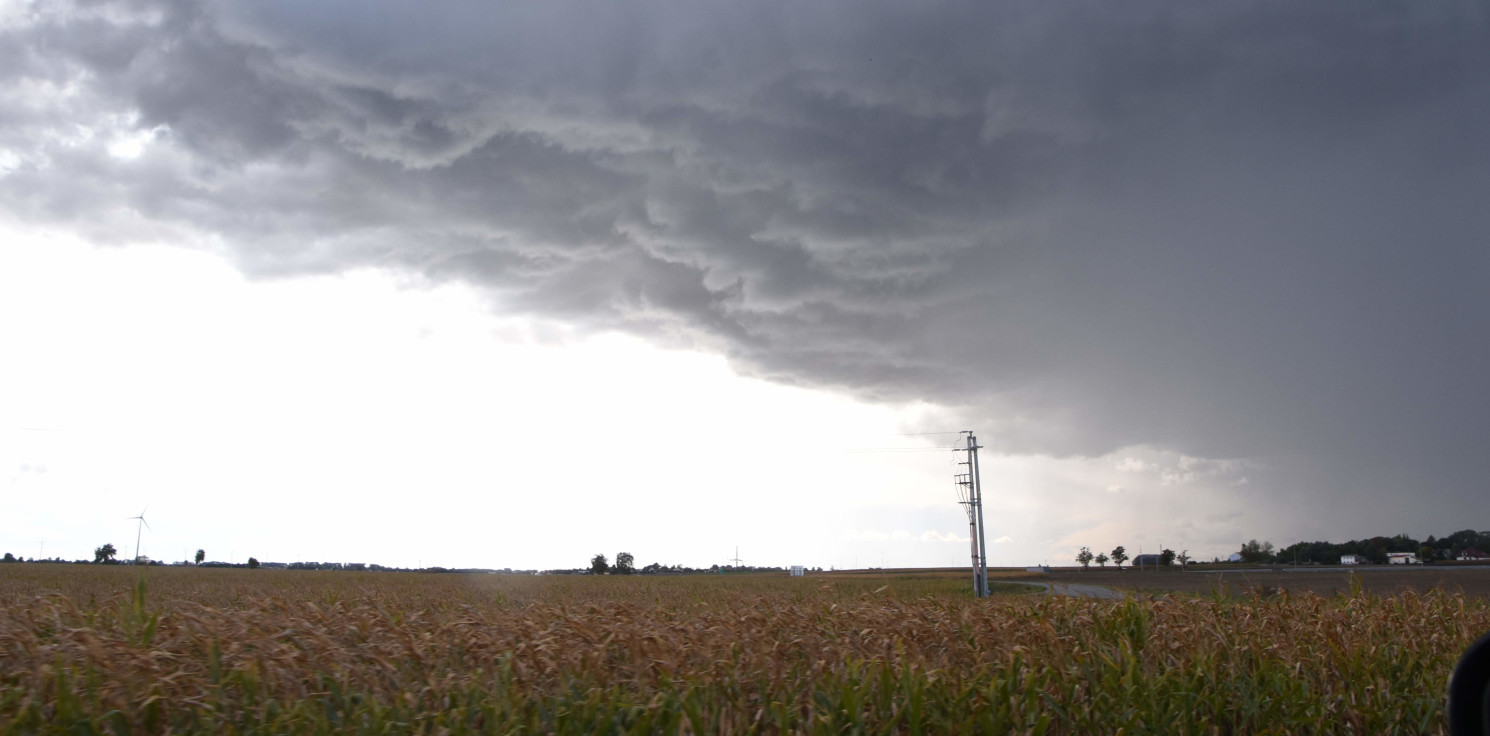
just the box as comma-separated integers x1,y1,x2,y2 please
4,1,1488,530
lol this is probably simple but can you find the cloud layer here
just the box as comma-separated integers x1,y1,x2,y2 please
4,1,1488,530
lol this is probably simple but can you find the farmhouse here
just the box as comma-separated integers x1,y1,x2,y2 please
1340,554,1362,565
1387,552,1420,565
1458,547,1489,561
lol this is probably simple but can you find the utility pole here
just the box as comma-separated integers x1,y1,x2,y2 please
956,431,989,597
971,432,988,596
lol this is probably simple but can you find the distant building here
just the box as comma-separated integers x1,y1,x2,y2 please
1227,552,1244,563
1387,552,1420,565
789,565,805,577
1457,548,1490,561
1025,565,1051,573
1339,554,1362,565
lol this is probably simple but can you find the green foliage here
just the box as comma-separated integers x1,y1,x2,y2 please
1075,547,1093,569
194,549,205,565
1240,539,1275,564
246,557,259,569
1273,531,1485,566
93,544,116,564
1159,548,1176,567
590,554,608,575
614,551,634,575
1110,546,1128,570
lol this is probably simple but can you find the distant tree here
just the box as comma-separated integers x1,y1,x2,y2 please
247,557,259,569
1364,539,1388,565
1445,529,1481,557
1110,546,1128,570
2,553,14,563
1159,548,1176,567
1094,553,1109,569
1418,545,1436,564
614,552,635,575
195,549,205,565
1387,533,1420,553
590,554,609,575
1076,547,1093,570
1177,550,1191,568
94,543,117,564
1239,539,1275,564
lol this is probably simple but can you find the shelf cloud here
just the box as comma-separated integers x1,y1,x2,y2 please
4,1,1488,532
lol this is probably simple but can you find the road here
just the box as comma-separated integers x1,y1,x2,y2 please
1187,564,1490,574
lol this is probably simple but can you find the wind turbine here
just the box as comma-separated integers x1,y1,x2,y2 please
128,509,150,565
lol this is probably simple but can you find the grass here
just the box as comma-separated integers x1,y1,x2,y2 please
2,564,1485,734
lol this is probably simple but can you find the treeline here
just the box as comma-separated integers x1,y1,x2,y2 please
542,565,809,576
543,562,817,576
1250,529,1490,565
275,561,540,574
1073,529,1490,570
540,553,815,576
0,554,540,575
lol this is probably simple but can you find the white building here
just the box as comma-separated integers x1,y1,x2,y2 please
1340,554,1361,565
1387,552,1420,565
1227,553,1244,563
789,566,805,577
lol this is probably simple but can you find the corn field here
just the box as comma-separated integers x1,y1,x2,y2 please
2,566,1486,734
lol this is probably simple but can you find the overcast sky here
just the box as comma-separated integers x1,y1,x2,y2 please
3,1,1487,570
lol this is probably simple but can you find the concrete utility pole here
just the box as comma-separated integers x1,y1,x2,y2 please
971,432,989,596
956,431,990,597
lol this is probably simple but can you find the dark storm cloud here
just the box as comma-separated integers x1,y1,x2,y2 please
4,1,1489,524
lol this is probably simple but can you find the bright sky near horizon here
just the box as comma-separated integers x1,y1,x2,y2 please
3,1,1486,570
2,230,1272,570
